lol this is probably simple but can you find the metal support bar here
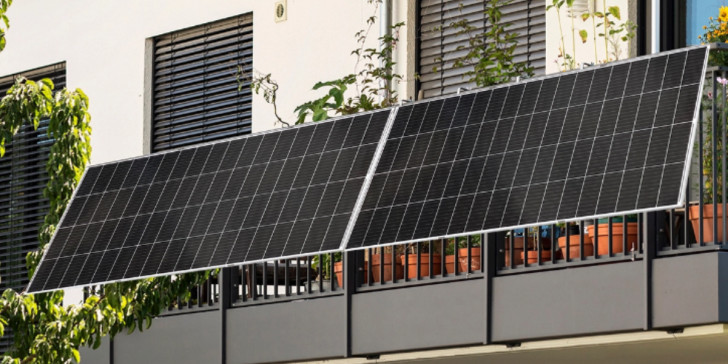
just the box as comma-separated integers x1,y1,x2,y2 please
484,233,496,344
220,267,232,364
344,250,362,357
643,212,656,331
109,337,114,364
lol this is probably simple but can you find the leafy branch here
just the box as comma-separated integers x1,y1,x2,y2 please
246,71,289,127
249,2,404,126
0,5,212,362
445,0,534,87
549,0,636,71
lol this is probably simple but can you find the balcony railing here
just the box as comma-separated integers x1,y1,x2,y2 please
160,66,728,306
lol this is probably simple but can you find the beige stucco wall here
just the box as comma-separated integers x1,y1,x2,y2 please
0,1,411,166
0,0,412,304
545,0,635,74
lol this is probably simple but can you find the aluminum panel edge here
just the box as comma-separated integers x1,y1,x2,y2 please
338,107,400,250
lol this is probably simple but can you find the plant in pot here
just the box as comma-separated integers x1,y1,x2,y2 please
504,226,554,266
444,235,482,274
400,241,442,279
687,38,728,244
367,245,404,283
312,252,343,289
586,215,639,255
520,226,552,264
558,222,593,258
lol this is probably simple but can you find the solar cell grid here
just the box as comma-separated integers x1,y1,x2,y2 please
348,46,708,249
29,46,708,293
29,109,391,292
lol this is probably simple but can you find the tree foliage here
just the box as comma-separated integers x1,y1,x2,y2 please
0,3,210,363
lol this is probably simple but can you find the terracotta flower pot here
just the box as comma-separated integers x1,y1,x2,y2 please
334,261,345,288
557,234,594,258
334,261,372,287
445,254,456,274
369,253,404,283
503,247,524,266
504,237,551,266
587,222,639,255
400,253,441,279
520,250,551,264
689,204,726,244
445,247,482,273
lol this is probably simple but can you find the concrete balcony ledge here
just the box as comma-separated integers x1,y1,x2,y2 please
309,324,728,364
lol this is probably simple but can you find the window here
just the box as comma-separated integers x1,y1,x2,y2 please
0,62,65,351
150,13,253,152
418,0,545,99
0,63,65,292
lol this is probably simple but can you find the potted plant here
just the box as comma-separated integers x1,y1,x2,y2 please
367,246,404,283
558,222,593,258
503,232,525,266
585,216,638,255
502,227,554,266
313,252,345,289
519,227,552,264
444,235,482,274
400,242,441,279
687,43,727,243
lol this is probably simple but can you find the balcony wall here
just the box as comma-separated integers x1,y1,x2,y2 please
79,251,728,364
492,260,645,342
227,295,347,364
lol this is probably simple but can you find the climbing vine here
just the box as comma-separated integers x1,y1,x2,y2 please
0,3,210,363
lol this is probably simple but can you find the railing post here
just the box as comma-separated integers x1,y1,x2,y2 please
712,71,719,244
344,250,362,357
484,232,496,344
643,212,657,331
220,267,233,364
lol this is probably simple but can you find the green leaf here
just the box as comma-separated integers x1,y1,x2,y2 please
72,348,80,363
608,6,621,20
581,13,590,21
312,109,328,121
579,29,588,43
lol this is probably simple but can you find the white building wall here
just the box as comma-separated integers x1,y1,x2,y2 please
0,0,410,165
0,0,411,304
544,0,634,74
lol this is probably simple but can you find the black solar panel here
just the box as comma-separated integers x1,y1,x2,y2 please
347,46,708,249
28,46,708,293
29,110,391,292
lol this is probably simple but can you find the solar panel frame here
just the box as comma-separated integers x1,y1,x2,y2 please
27,108,396,293
344,45,710,251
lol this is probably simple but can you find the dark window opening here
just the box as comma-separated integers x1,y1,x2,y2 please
151,13,253,152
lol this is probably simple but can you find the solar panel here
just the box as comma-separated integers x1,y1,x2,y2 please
28,46,709,292
347,46,708,249
28,110,392,292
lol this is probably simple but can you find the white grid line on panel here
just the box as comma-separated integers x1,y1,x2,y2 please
313,115,377,253
553,68,600,220
339,110,398,250
357,106,417,246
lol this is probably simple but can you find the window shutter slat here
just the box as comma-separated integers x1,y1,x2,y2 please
151,13,253,152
